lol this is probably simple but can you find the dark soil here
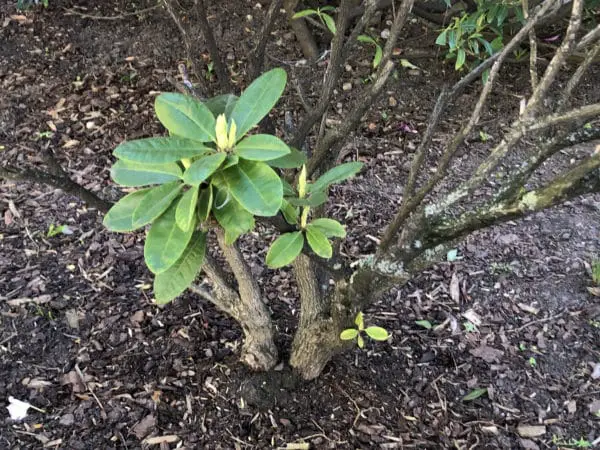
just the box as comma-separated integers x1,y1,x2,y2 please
1,1,599,449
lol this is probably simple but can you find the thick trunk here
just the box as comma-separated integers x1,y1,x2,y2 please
290,318,345,380
202,233,279,371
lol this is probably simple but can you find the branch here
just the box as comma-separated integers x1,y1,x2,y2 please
0,165,111,213
378,0,558,252
428,151,600,247
283,0,319,60
523,0,583,117
307,0,415,175
558,41,600,111
63,3,161,21
195,0,233,94
290,0,354,149
162,0,208,95
576,24,600,52
250,0,283,80
292,254,325,330
522,0,539,90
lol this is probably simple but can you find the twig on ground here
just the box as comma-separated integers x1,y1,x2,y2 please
63,4,161,21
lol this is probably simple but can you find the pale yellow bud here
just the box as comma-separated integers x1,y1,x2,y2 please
227,120,237,148
215,114,228,150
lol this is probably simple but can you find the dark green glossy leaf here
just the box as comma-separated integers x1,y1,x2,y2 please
305,225,332,258
234,134,290,161
212,188,255,244
204,94,238,118
266,231,304,268
155,93,216,142
176,186,199,231
154,231,206,304
309,162,363,193
282,179,296,196
114,137,212,164
111,160,182,187
196,185,213,222
144,202,196,274
286,191,327,207
183,152,227,185
132,181,183,228
309,218,345,238
267,147,307,169
230,68,287,139
222,154,239,169
222,160,282,216
280,199,298,225
103,189,151,232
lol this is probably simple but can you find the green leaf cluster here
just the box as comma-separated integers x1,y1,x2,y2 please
104,69,294,303
340,312,390,349
265,162,362,268
435,0,521,75
292,6,337,34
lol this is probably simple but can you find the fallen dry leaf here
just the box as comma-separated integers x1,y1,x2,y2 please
144,435,180,445
470,345,504,363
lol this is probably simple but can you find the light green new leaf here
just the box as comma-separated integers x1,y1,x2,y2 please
309,161,363,193
222,159,283,216
234,134,290,161
114,137,212,164
340,328,359,340
204,94,238,118
212,188,255,244
196,185,213,222
309,218,346,238
321,13,336,35
355,311,364,329
365,326,389,341
305,226,332,258
463,388,488,402
103,189,151,232
132,181,183,228
267,147,307,168
230,68,287,139
155,93,216,142
357,334,365,348
183,152,227,185
415,320,432,329
154,231,207,304
176,186,199,231
455,48,466,70
266,231,304,268
110,160,182,187
292,9,317,19
144,202,196,274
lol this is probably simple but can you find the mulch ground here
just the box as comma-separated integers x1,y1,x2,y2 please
1,1,599,449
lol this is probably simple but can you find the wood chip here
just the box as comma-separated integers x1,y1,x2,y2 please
144,435,180,445
516,424,546,438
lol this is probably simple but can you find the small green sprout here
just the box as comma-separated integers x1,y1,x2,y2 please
528,356,537,367
479,130,491,142
47,224,73,237
591,259,600,285
552,435,593,448
340,312,389,348
415,319,432,329
292,6,337,34
463,321,477,333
